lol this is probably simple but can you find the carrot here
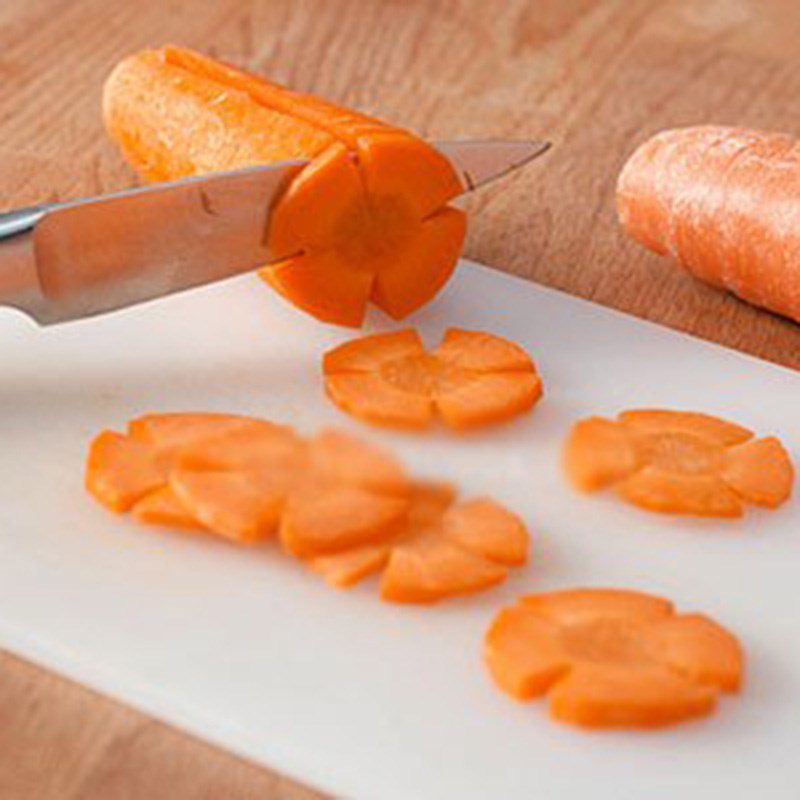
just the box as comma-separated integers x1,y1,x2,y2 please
564,409,793,517
306,481,530,603
130,486,204,531
103,47,466,326
485,589,743,728
617,125,800,323
323,328,542,430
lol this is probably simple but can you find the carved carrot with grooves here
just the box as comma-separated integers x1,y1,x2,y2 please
103,47,465,326
617,125,800,323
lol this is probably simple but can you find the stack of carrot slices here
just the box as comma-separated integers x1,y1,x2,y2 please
485,589,743,728
323,328,542,430
564,409,793,517
86,413,529,603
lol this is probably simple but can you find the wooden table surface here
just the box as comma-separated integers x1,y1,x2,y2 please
3,0,800,797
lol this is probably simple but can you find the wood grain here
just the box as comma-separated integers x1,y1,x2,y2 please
2,0,800,797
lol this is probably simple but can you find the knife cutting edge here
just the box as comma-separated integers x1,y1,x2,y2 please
0,139,550,325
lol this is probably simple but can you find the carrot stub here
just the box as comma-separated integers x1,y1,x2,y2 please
103,46,466,326
323,328,542,430
563,409,793,517
617,125,800,323
485,589,743,728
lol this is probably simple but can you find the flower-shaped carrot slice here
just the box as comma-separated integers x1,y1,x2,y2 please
323,328,542,430
485,589,743,728
564,409,793,516
306,482,529,603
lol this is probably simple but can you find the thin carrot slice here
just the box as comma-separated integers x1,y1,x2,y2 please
322,330,424,373
442,499,528,565
173,422,305,475
369,207,466,320
484,606,570,699
131,486,203,530
617,467,743,517
548,665,717,728
644,613,744,691
170,468,285,544
323,328,541,430
280,483,409,557
380,535,507,603
309,544,390,588
324,372,434,429
720,436,794,507
307,428,408,496
435,371,542,431
434,328,535,373
563,417,640,491
520,588,673,624
564,409,789,517
407,481,458,524
485,590,742,728
86,431,166,512
619,409,753,446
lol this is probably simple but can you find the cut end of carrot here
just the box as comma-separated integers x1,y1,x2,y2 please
563,409,792,517
485,589,743,728
323,328,542,431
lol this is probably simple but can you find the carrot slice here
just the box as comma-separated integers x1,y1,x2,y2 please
548,665,717,728
307,428,408,497
617,467,743,517
619,409,753,446
617,125,800,324
485,589,743,728
280,482,409,557
170,469,285,544
380,535,507,603
442,499,528,565
720,436,794,507
86,431,166,512
564,409,791,517
563,417,640,491
104,47,466,326
302,481,529,603
323,328,542,430
131,486,203,530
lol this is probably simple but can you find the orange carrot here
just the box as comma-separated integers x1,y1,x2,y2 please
307,481,529,603
485,589,743,728
103,47,465,326
564,408,793,517
617,126,800,322
323,328,542,430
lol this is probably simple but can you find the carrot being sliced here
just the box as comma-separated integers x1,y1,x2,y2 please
131,486,203,530
485,589,743,728
86,431,166,512
104,47,465,326
323,328,542,430
563,409,792,517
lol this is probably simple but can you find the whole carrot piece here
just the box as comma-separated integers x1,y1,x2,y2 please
103,47,465,327
617,125,800,323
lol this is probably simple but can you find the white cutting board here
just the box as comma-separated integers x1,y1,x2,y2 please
2,260,800,799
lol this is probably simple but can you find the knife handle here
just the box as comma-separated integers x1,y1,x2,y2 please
0,205,48,240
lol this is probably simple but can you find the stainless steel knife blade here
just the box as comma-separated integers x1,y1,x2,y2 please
0,139,550,325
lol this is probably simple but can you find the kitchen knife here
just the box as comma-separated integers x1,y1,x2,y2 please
0,139,550,325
